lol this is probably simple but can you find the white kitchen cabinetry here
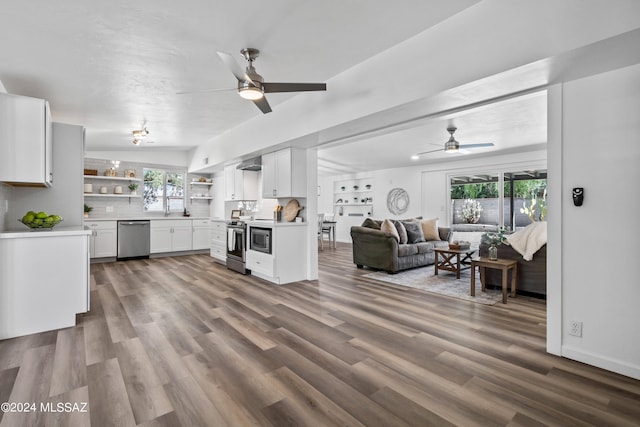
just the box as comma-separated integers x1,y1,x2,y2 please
224,164,259,201
210,219,227,261
150,220,192,253
192,219,211,250
86,220,117,258
245,222,307,284
0,228,91,339
261,148,307,198
0,93,53,187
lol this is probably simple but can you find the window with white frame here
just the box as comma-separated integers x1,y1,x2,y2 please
143,168,185,212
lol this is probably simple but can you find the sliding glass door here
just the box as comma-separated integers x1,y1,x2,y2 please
449,169,547,231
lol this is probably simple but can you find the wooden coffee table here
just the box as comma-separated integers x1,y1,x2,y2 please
470,257,518,304
433,247,478,279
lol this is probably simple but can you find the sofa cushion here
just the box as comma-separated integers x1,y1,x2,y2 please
361,217,381,230
393,220,408,244
415,241,435,254
420,218,440,241
401,220,425,243
398,244,418,257
380,219,399,242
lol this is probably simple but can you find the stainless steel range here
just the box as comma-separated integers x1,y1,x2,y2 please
226,221,249,274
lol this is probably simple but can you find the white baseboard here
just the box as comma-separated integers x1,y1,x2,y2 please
562,345,640,380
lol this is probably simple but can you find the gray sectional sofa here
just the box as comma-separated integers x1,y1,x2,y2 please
350,219,450,273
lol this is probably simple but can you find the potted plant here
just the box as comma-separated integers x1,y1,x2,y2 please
84,203,93,219
128,183,138,195
485,227,507,260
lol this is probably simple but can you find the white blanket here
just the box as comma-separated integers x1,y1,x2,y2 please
506,222,547,261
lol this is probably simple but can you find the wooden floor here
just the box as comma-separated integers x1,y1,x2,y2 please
1,244,639,426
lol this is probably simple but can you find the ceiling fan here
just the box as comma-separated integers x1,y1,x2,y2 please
179,48,326,114
412,126,494,159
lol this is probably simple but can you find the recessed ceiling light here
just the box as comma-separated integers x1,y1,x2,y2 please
411,155,419,160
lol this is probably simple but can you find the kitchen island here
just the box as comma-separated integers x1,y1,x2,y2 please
0,226,91,339
245,220,308,284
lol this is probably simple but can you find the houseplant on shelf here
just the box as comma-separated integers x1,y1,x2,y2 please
128,183,138,195
84,203,93,219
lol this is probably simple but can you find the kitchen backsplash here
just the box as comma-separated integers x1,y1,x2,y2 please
83,158,212,219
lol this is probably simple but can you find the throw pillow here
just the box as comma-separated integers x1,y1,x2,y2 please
393,220,408,244
401,220,425,243
420,218,440,241
380,219,399,242
361,217,381,230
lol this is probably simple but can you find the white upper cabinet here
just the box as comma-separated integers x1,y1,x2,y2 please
224,163,258,201
261,148,307,198
0,93,52,187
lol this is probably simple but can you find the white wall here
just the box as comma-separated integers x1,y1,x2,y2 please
86,150,190,167
559,64,640,379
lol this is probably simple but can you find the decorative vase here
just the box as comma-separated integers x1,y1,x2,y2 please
130,190,137,196
84,212,89,219
488,244,498,260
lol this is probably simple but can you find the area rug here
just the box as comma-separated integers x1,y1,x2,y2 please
362,266,503,305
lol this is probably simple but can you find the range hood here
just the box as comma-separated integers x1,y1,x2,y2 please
237,157,262,171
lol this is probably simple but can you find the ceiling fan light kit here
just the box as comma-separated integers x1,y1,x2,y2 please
214,48,326,114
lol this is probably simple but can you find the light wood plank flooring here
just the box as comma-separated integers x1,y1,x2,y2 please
1,243,639,426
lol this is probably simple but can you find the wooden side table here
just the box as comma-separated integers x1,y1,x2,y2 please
471,258,518,304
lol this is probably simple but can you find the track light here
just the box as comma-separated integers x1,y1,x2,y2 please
132,127,149,138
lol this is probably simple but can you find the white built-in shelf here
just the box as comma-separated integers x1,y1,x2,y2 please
190,196,213,200
84,194,141,198
336,189,372,193
190,182,213,186
334,203,373,206
84,175,142,182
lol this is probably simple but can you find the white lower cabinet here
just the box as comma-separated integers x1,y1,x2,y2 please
151,220,193,253
0,230,91,339
192,219,211,250
86,221,117,258
210,220,227,261
246,223,307,284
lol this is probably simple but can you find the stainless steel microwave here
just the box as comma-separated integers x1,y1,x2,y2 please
250,227,272,254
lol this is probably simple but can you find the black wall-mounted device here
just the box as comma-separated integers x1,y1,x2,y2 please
572,187,584,206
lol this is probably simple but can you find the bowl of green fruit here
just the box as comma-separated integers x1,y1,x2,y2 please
19,211,64,230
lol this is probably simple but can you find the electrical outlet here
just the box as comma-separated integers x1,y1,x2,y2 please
569,321,583,337
106,206,114,213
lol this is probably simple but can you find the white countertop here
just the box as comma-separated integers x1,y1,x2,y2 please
84,216,212,221
246,219,307,227
0,226,92,239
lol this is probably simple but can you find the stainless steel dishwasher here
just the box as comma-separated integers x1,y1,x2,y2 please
117,220,150,260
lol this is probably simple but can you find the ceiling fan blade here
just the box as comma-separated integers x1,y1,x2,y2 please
262,82,326,93
415,147,444,156
459,143,494,149
252,96,272,114
216,51,255,85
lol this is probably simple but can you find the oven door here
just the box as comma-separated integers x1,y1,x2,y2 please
227,226,245,261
